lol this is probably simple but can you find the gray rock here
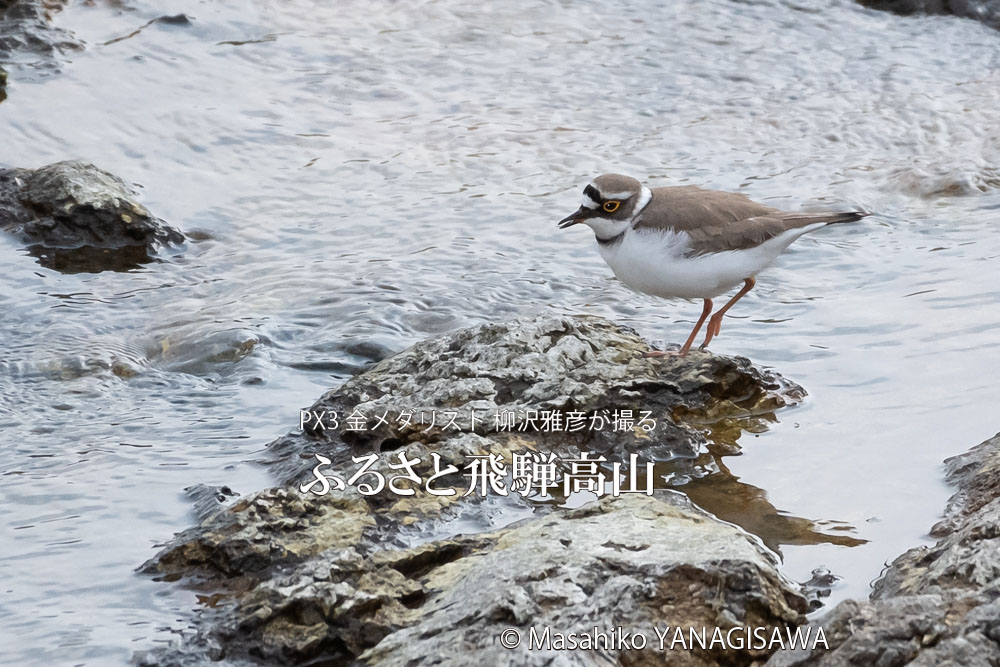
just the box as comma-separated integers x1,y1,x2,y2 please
857,0,1000,30
267,314,803,485
184,484,241,524
148,328,262,378
766,432,1000,667
138,315,813,666
0,0,83,99
0,160,184,272
139,495,810,667
361,495,809,667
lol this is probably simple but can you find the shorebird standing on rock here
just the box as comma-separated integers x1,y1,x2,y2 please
559,174,868,356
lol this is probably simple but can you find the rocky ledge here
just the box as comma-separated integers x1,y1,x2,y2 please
0,160,184,272
137,315,814,667
767,431,1000,667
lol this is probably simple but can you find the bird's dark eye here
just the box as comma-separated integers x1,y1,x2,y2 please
603,201,620,213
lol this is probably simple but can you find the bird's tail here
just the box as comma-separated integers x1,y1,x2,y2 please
782,210,870,226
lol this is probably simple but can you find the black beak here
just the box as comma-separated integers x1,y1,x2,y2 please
558,206,591,229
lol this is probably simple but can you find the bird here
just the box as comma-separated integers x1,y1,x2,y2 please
558,174,868,356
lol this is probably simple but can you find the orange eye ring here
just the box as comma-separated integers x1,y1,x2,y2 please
603,200,620,213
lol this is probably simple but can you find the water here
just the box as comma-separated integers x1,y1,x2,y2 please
2,0,1000,663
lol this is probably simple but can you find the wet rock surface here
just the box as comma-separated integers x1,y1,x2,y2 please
139,494,810,667
858,0,1000,30
138,315,810,666
266,314,802,485
0,0,82,99
0,160,184,272
766,432,1000,667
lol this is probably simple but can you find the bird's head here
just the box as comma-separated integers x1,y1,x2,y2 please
558,174,647,240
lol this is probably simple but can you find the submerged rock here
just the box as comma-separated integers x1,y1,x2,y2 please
857,0,1000,30
149,328,262,378
766,432,1000,666
138,315,813,666
0,0,83,98
0,160,184,272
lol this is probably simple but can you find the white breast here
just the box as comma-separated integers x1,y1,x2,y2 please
598,225,824,299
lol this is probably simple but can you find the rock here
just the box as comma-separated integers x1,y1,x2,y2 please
138,315,814,666
360,495,809,667
149,329,261,377
0,0,83,98
138,495,810,667
0,160,184,272
266,314,803,486
766,432,1000,667
184,484,241,524
857,0,1000,31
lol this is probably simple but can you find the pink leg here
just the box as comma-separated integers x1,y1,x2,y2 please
644,298,713,358
701,277,755,350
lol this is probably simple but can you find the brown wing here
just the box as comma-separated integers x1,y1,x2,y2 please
634,186,866,254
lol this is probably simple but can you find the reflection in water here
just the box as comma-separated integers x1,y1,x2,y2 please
662,454,867,555
25,243,166,273
662,409,865,554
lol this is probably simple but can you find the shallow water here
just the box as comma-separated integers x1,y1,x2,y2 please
2,0,1000,663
